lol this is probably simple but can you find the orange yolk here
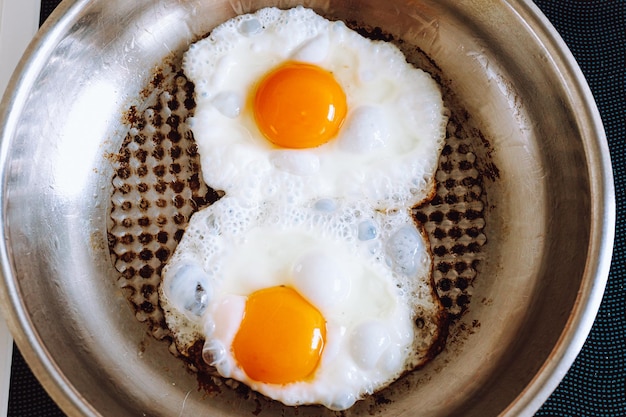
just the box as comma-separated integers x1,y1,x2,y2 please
253,62,347,149
232,286,326,384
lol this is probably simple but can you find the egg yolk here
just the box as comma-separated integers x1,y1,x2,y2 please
232,286,326,384
253,62,347,149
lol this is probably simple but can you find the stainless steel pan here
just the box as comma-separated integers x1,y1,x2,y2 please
0,0,614,416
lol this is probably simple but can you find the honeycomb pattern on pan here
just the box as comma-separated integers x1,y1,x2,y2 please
107,61,221,340
108,57,487,349
413,116,487,318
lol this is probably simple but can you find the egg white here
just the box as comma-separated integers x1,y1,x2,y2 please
159,196,439,410
160,6,449,410
183,6,448,210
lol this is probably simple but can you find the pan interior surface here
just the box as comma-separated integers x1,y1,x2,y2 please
0,1,612,416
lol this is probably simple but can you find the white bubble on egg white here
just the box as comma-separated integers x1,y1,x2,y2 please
290,33,330,63
211,91,243,118
330,394,358,413
203,212,220,235
339,106,390,153
349,320,391,370
238,17,263,36
357,219,378,241
292,250,352,313
202,294,246,377
385,225,427,276
318,322,345,366
313,198,338,212
165,263,213,318
379,344,404,374
270,150,321,176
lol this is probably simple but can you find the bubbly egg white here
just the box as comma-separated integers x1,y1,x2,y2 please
183,6,448,209
159,6,449,410
159,196,438,410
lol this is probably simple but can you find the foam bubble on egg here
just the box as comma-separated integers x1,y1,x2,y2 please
182,6,447,209
159,196,440,410
292,250,352,311
339,106,391,153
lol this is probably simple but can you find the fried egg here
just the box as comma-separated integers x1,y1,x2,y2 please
159,196,440,410
159,6,448,410
183,6,447,209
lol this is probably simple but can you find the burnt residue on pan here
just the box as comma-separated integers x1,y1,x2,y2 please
107,61,223,341
107,21,493,412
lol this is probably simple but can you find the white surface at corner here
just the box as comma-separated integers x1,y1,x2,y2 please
0,0,41,415
0,318,11,417
0,0,40,94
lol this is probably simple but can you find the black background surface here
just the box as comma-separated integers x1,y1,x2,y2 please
7,1,625,415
